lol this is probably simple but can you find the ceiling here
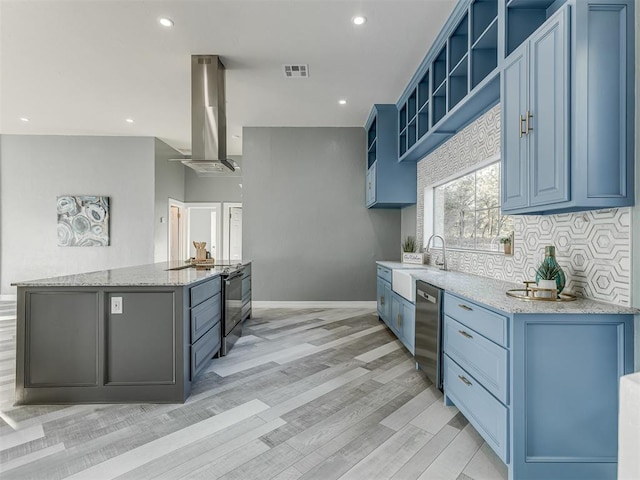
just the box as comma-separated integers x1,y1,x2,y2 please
0,0,455,156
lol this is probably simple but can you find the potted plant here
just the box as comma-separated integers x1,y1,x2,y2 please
401,236,424,264
535,262,563,298
402,236,417,253
499,236,512,255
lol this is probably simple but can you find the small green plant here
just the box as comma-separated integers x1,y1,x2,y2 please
402,236,417,253
499,236,511,245
536,262,563,280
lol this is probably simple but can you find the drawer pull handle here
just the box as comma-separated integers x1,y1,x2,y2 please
458,304,473,312
458,375,472,386
458,330,473,339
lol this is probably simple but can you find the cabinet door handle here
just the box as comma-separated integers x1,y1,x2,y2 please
519,114,527,138
397,314,402,327
458,375,472,386
380,296,384,305
458,330,473,339
458,304,473,312
526,110,533,133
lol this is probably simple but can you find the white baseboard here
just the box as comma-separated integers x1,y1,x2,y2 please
0,294,17,301
252,301,377,309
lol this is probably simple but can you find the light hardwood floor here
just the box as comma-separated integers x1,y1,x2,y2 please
0,301,507,480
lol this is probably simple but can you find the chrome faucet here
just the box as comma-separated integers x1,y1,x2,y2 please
425,234,448,271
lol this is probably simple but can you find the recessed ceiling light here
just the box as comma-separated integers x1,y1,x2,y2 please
20,117,29,122
232,135,241,139
159,17,174,27
338,99,347,105
352,16,366,25
125,118,134,123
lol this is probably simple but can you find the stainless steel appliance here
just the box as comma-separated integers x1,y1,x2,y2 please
415,281,443,390
220,265,244,356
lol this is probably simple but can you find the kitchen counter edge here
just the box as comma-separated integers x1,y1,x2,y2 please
12,261,252,288
376,261,638,315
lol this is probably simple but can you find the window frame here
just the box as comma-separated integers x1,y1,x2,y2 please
423,153,508,254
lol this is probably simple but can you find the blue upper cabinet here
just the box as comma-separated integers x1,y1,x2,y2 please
502,0,635,215
397,0,501,163
502,6,570,212
366,105,417,208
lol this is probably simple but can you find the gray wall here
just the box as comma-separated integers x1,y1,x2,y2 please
0,135,156,294
184,155,243,203
401,205,417,249
154,138,185,262
243,127,401,301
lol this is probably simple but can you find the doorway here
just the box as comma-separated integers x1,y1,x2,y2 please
187,204,222,261
168,201,186,262
169,201,242,264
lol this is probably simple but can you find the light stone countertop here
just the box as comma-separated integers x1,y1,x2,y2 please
12,261,251,288
377,261,638,315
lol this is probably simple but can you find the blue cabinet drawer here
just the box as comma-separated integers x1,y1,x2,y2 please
443,293,507,347
444,316,508,404
444,355,508,463
191,293,221,343
377,265,392,283
190,276,222,308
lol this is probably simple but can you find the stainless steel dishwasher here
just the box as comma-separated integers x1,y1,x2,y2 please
415,281,443,390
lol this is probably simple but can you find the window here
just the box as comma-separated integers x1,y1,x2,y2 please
432,162,513,252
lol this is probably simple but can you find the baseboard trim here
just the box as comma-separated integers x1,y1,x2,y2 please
0,294,17,301
252,301,377,309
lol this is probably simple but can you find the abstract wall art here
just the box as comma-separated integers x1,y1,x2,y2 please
57,196,110,247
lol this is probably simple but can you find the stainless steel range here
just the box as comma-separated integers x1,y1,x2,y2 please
219,264,245,356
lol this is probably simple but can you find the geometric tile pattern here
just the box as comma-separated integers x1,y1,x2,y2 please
415,104,632,306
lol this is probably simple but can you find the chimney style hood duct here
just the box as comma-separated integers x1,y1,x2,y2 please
173,55,240,176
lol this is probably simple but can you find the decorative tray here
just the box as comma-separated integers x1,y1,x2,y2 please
506,289,577,302
506,281,577,302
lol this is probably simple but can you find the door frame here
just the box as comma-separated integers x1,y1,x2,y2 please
167,198,186,262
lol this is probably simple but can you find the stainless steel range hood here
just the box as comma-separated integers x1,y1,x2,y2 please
173,55,240,176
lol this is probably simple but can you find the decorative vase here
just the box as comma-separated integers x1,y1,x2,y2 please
535,245,566,295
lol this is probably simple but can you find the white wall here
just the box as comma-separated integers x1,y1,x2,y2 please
154,138,185,262
242,127,401,301
0,135,156,294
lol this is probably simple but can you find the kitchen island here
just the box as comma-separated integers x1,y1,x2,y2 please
12,262,235,405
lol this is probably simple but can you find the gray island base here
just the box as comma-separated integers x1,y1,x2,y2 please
12,262,236,405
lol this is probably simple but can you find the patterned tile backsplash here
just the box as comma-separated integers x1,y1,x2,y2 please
416,104,632,306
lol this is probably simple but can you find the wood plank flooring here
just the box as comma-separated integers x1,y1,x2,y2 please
0,301,507,480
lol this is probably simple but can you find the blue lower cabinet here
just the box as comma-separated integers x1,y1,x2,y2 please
376,268,416,355
389,291,415,355
443,292,634,480
376,277,391,321
444,355,508,463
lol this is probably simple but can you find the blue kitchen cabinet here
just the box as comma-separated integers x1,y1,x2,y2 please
442,291,635,480
502,0,635,215
365,105,416,208
390,292,415,355
376,276,391,321
397,0,500,163
502,6,569,212
376,265,415,355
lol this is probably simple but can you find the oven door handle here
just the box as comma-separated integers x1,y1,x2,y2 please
225,271,243,282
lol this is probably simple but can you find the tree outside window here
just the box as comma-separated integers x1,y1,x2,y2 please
434,162,513,252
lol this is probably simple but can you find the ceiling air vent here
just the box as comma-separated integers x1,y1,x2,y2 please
283,64,309,78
